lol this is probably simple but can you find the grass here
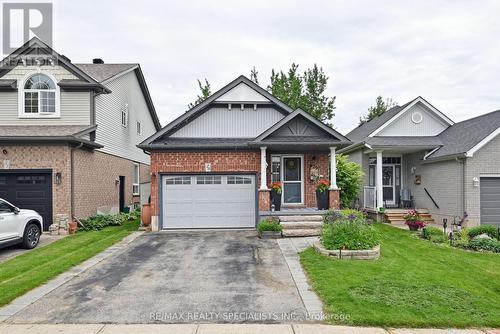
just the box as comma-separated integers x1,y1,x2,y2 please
0,219,139,307
300,224,500,328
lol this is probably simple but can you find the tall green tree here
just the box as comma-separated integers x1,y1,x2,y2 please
359,96,397,125
188,79,211,109
268,63,336,125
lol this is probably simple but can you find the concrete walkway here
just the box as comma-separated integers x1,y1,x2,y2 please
0,324,497,334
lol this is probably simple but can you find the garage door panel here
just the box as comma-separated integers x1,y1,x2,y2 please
162,174,255,229
480,177,500,226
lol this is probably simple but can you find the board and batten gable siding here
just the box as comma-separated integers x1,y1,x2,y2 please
465,132,500,226
377,103,449,137
170,106,285,138
94,70,156,165
0,65,91,125
214,82,269,102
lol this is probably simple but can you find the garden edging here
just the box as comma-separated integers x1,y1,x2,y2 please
313,241,380,260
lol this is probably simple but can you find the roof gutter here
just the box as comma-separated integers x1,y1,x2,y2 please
0,136,103,149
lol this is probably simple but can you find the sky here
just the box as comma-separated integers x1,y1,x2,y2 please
48,0,500,134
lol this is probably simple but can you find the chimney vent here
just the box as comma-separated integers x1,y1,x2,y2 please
92,58,104,64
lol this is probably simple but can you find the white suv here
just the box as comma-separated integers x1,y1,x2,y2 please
0,198,43,250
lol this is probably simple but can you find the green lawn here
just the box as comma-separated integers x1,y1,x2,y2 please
300,224,500,328
0,219,139,307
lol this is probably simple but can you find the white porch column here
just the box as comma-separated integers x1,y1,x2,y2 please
260,146,268,190
329,146,338,189
376,150,384,209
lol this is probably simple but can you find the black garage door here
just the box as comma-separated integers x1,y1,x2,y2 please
0,170,52,230
480,177,500,226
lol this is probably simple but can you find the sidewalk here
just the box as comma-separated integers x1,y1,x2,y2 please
0,324,497,334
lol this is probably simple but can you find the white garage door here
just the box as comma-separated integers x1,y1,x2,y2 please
161,174,256,229
480,177,500,226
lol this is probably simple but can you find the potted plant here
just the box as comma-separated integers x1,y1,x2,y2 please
257,218,282,239
316,179,330,210
68,221,77,234
403,210,426,231
270,182,282,211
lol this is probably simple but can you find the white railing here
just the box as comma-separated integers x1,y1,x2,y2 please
364,186,377,209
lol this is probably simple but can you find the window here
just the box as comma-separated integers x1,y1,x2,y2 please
136,121,141,135
227,176,252,184
271,156,281,182
0,176,6,185
196,175,221,184
121,104,129,127
17,175,45,184
21,73,58,117
165,176,191,185
0,200,13,214
133,164,140,195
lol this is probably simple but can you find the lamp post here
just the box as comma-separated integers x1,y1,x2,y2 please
442,218,447,234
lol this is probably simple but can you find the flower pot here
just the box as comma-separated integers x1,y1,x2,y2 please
316,190,329,210
270,189,281,211
408,225,419,231
68,221,77,234
141,203,152,227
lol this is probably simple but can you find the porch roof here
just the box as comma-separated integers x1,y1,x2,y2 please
339,136,442,154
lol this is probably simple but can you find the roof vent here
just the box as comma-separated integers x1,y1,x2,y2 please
92,58,104,64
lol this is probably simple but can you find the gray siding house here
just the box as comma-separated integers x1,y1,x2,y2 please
340,97,500,227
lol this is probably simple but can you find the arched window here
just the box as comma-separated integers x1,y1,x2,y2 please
22,73,57,114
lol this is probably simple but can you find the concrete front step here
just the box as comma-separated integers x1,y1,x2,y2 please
281,221,323,229
282,229,321,237
279,215,323,222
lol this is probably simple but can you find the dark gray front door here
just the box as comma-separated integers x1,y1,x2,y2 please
0,170,52,230
283,157,302,204
480,177,500,226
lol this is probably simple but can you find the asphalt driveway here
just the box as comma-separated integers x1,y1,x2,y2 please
8,230,308,324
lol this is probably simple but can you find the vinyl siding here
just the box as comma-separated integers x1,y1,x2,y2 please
465,133,500,226
0,65,91,125
170,106,284,138
94,70,156,165
378,103,448,137
403,152,463,224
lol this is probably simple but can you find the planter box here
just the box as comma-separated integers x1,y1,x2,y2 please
313,241,380,260
258,230,282,239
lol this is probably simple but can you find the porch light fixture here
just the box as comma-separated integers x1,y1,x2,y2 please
55,172,62,185
2,149,7,155
472,177,479,187
411,166,417,174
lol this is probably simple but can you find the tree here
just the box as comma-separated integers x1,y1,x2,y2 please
336,154,364,208
268,63,336,125
359,96,397,125
188,79,211,109
250,66,259,84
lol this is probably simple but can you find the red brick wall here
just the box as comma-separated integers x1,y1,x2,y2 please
150,151,261,215
73,150,150,218
150,150,331,215
0,144,72,223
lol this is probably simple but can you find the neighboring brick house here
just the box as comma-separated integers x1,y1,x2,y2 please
0,38,161,231
139,76,351,231
340,96,500,227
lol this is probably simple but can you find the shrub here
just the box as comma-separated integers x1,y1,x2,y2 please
80,213,126,231
467,225,499,240
321,219,380,250
257,218,282,233
336,154,364,208
324,209,366,224
467,238,500,253
422,227,448,243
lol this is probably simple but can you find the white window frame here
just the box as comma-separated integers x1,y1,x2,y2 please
18,71,60,118
121,103,129,127
132,163,140,195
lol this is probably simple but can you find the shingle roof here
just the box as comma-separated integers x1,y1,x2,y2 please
346,99,416,143
0,125,94,137
147,137,250,149
74,64,137,82
426,109,500,159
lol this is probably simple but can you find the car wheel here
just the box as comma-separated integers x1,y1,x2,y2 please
23,223,41,249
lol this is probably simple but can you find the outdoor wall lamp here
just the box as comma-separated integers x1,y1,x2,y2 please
55,172,62,185
115,178,120,185
411,166,417,174
472,177,479,187
2,149,7,155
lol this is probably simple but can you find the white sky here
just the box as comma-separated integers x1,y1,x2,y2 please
51,0,500,134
